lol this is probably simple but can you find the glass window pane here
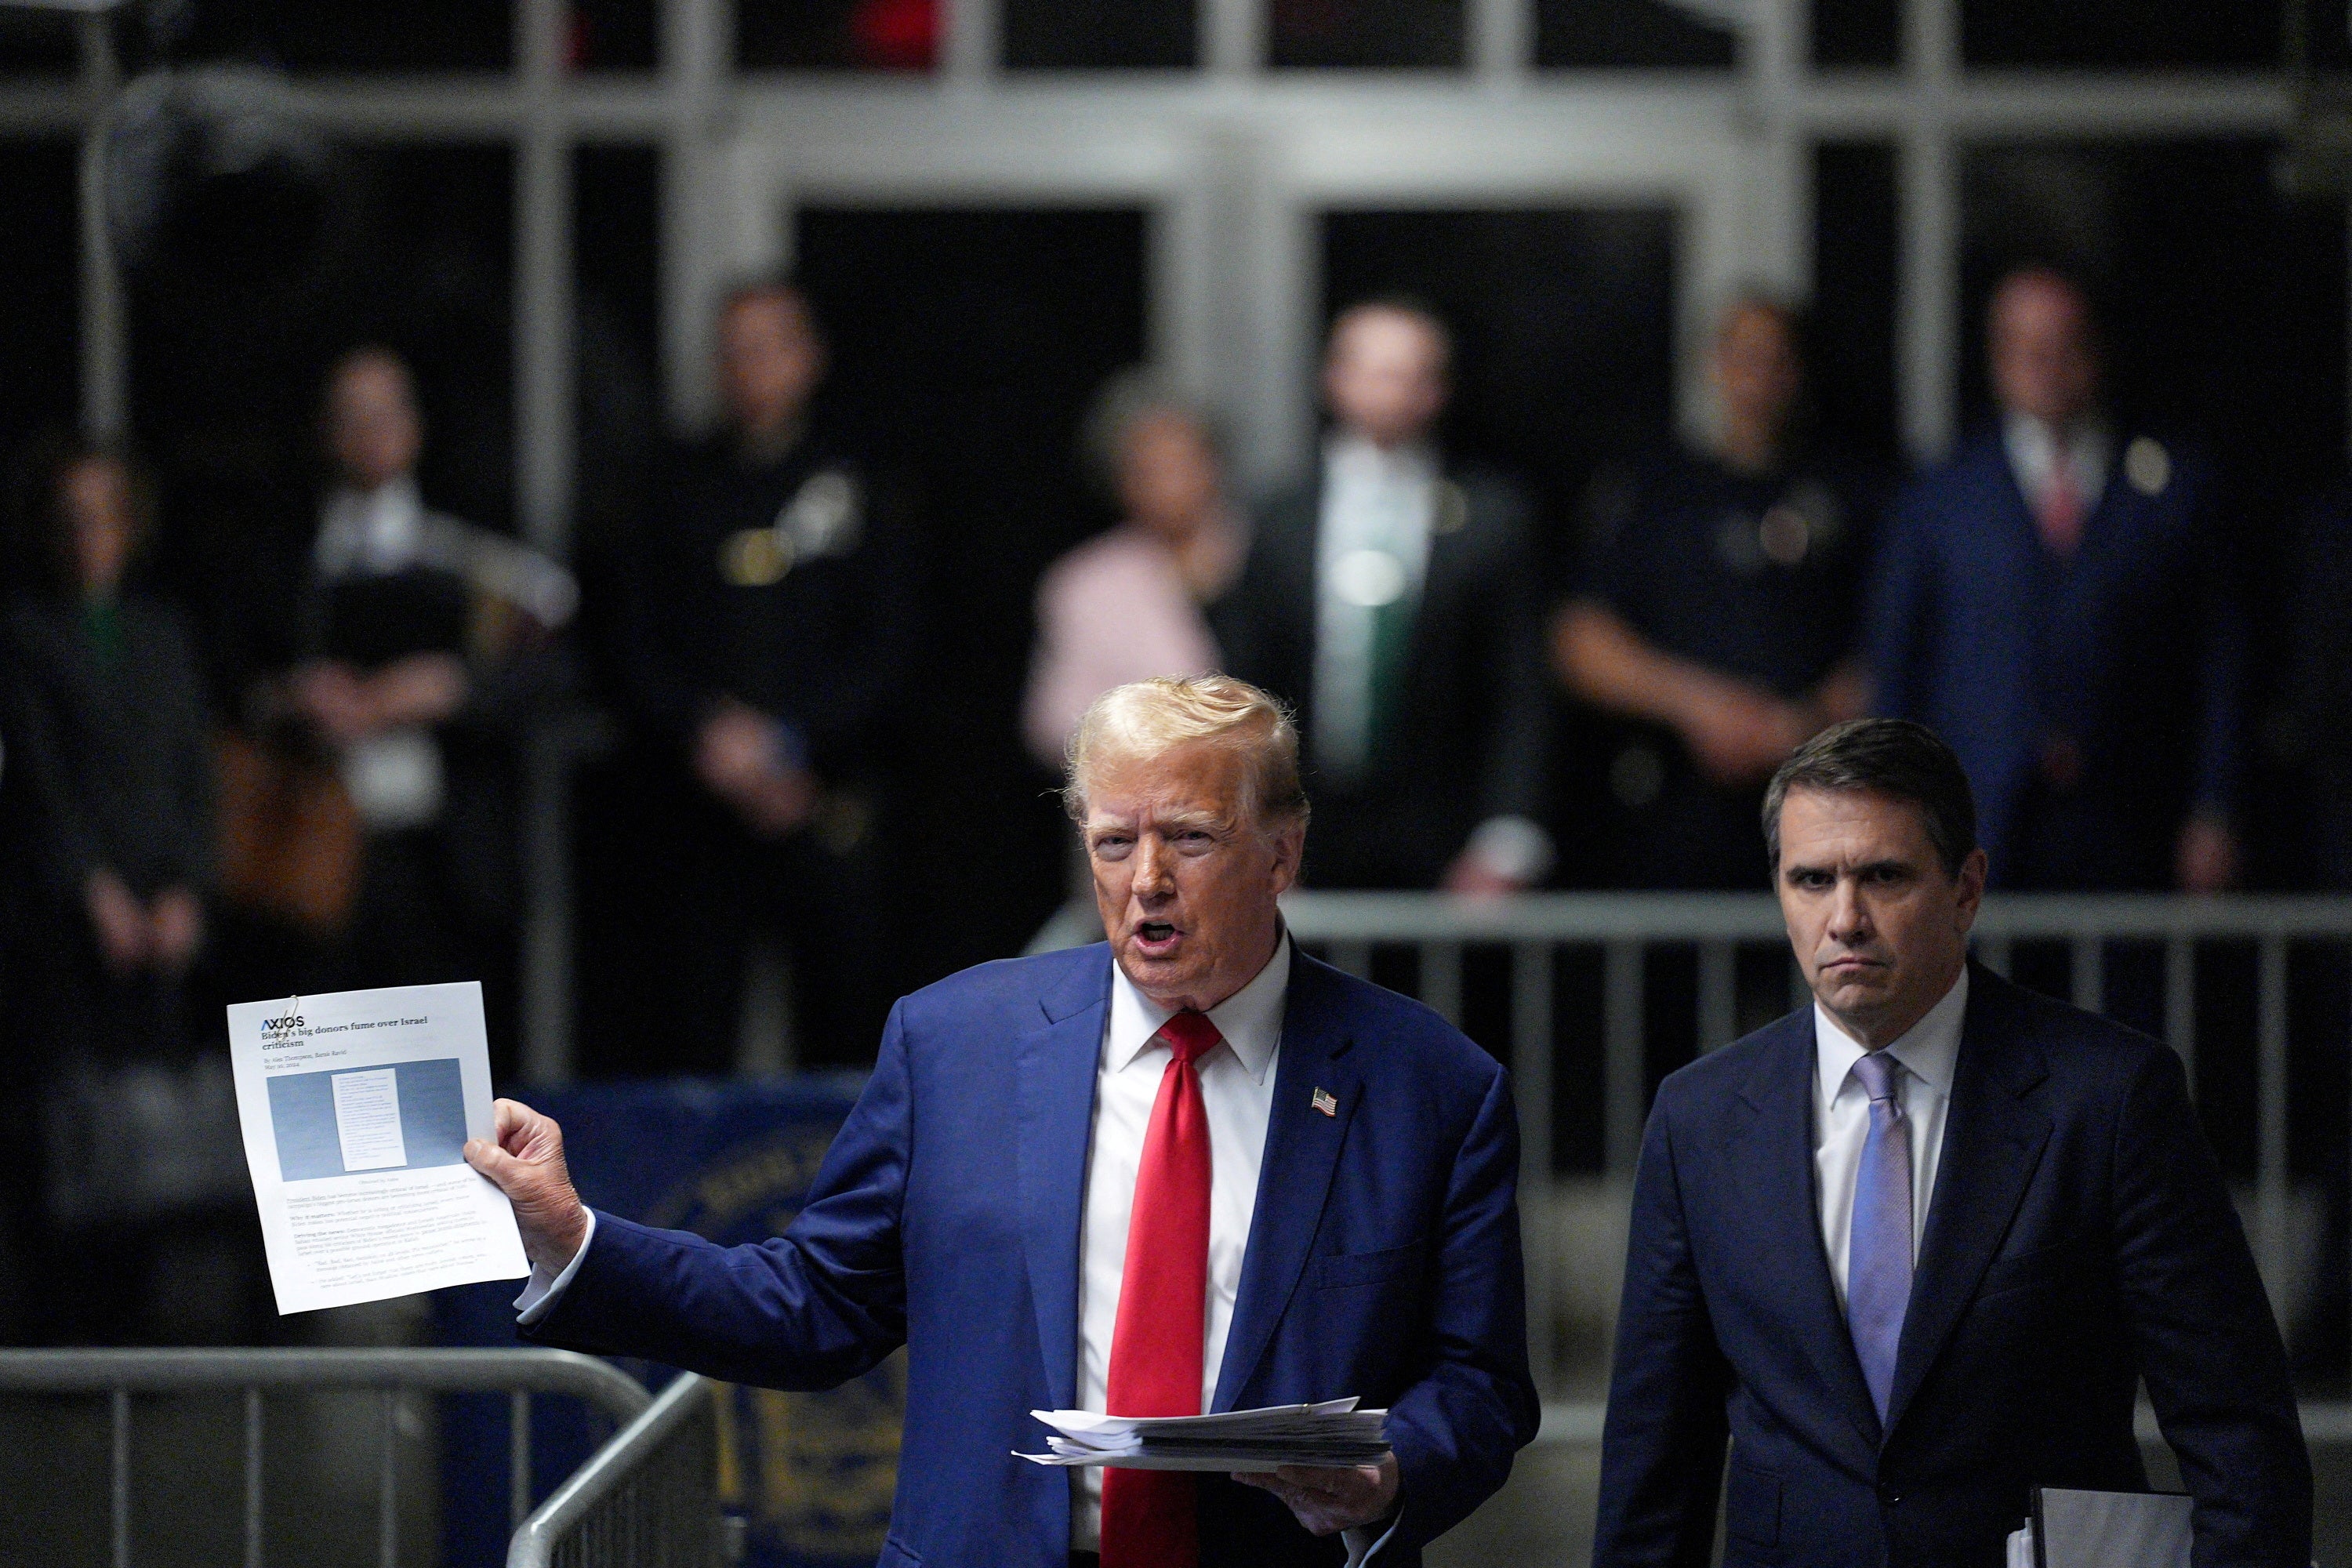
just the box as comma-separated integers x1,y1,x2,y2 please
1005,0,1197,68
1270,0,1465,69
1534,0,1734,69
1811,142,1900,461
574,0,659,71
1962,0,2282,67
0,140,79,480
174,0,514,71
0,10,78,76
1813,0,1898,67
738,0,939,71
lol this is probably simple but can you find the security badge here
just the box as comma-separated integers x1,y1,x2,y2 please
1312,1087,1338,1117
720,467,865,588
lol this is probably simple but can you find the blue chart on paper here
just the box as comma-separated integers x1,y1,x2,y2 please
267,1058,470,1181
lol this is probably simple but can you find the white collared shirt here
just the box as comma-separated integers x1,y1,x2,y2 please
2003,413,2110,526
1813,966,1969,1306
1313,434,1436,777
1070,935,1291,1549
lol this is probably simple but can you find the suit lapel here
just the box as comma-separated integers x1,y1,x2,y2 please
1210,953,1359,1412
1731,1011,1885,1459
1884,967,2052,1436
1014,946,1112,1413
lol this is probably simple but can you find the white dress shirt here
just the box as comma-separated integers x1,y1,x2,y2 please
1069,935,1291,1549
1313,434,1436,778
1813,966,1969,1306
2002,413,2110,525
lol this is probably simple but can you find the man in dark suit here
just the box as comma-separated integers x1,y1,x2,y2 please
605,279,914,1071
470,674,1539,1566
1867,267,2244,893
1211,299,1550,893
1593,717,2310,1567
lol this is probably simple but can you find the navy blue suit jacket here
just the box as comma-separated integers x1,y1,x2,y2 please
525,943,1539,1566
1866,428,2244,886
1592,965,2309,1567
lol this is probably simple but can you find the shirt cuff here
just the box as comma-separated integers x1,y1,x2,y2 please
1343,1508,1403,1566
1465,815,1553,886
514,1209,597,1326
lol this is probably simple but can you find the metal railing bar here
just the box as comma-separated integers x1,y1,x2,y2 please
1421,941,1463,1025
1512,941,1555,1395
2165,935,2196,1097
111,1387,129,1568
511,1389,534,1533
506,1374,715,1568
2257,935,2292,1297
379,1390,397,1568
1603,940,1646,1178
1697,940,1735,1053
245,1386,263,1568
0,1349,651,1424
2069,935,2103,1013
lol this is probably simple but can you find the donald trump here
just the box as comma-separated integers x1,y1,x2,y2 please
468,674,1539,1566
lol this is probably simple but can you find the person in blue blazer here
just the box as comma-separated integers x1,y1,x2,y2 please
1592,718,2309,1567
468,673,1539,1567
1866,267,2245,893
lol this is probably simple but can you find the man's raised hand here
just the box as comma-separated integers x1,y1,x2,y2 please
464,1098,590,1273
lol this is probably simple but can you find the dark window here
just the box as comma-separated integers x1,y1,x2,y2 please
0,140,79,512
1534,0,1735,69
1811,142,1900,462
0,9,77,76
1962,0,2285,68
738,0,940,71
1269,0,1465,69
573,0,660,71
1813,0,1899,67
171,0,514,71
1005,0,1197,69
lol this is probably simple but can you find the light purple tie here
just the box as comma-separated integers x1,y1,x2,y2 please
1847,1049,1912,1425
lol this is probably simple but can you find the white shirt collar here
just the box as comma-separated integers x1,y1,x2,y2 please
318,475,427,576
1814,963,1969,1103
2002,413,2110,507
1325,431,1436,490
1105,931,1291,1085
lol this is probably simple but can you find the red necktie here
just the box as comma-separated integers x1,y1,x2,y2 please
2038,449,2085,557
1100,1010,1222,1568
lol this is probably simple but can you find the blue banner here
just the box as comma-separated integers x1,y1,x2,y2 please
434,1074,902,1568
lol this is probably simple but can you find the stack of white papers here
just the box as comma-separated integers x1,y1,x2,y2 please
1017,1399,1389,1472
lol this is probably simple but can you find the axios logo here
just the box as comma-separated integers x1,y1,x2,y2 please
262,1014,306,1032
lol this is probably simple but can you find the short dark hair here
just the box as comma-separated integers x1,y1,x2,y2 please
1762,718,1978,877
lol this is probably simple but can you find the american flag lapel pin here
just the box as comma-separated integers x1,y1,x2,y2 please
1312,1087,1338,1117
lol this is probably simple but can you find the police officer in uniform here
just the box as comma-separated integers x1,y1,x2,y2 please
1555,295,1878,888
608,280,912,1073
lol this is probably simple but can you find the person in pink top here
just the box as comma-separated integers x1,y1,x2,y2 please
1024,372,1247,769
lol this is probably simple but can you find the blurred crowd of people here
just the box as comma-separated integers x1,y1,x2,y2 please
5,264,2352,1341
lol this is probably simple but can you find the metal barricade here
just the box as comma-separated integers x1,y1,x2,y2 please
507,1371,726,1568
0,1347,654,1568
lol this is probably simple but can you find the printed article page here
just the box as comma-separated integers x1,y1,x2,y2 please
226,981,528,1313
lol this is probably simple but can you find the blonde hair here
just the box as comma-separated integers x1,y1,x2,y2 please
1063,675,1309,832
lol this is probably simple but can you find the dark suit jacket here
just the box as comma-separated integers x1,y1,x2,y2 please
1593,964,2310,1568
1866,428,2245,887
1210,463,1548,889
525,944,1540,1567
1,593,213,906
